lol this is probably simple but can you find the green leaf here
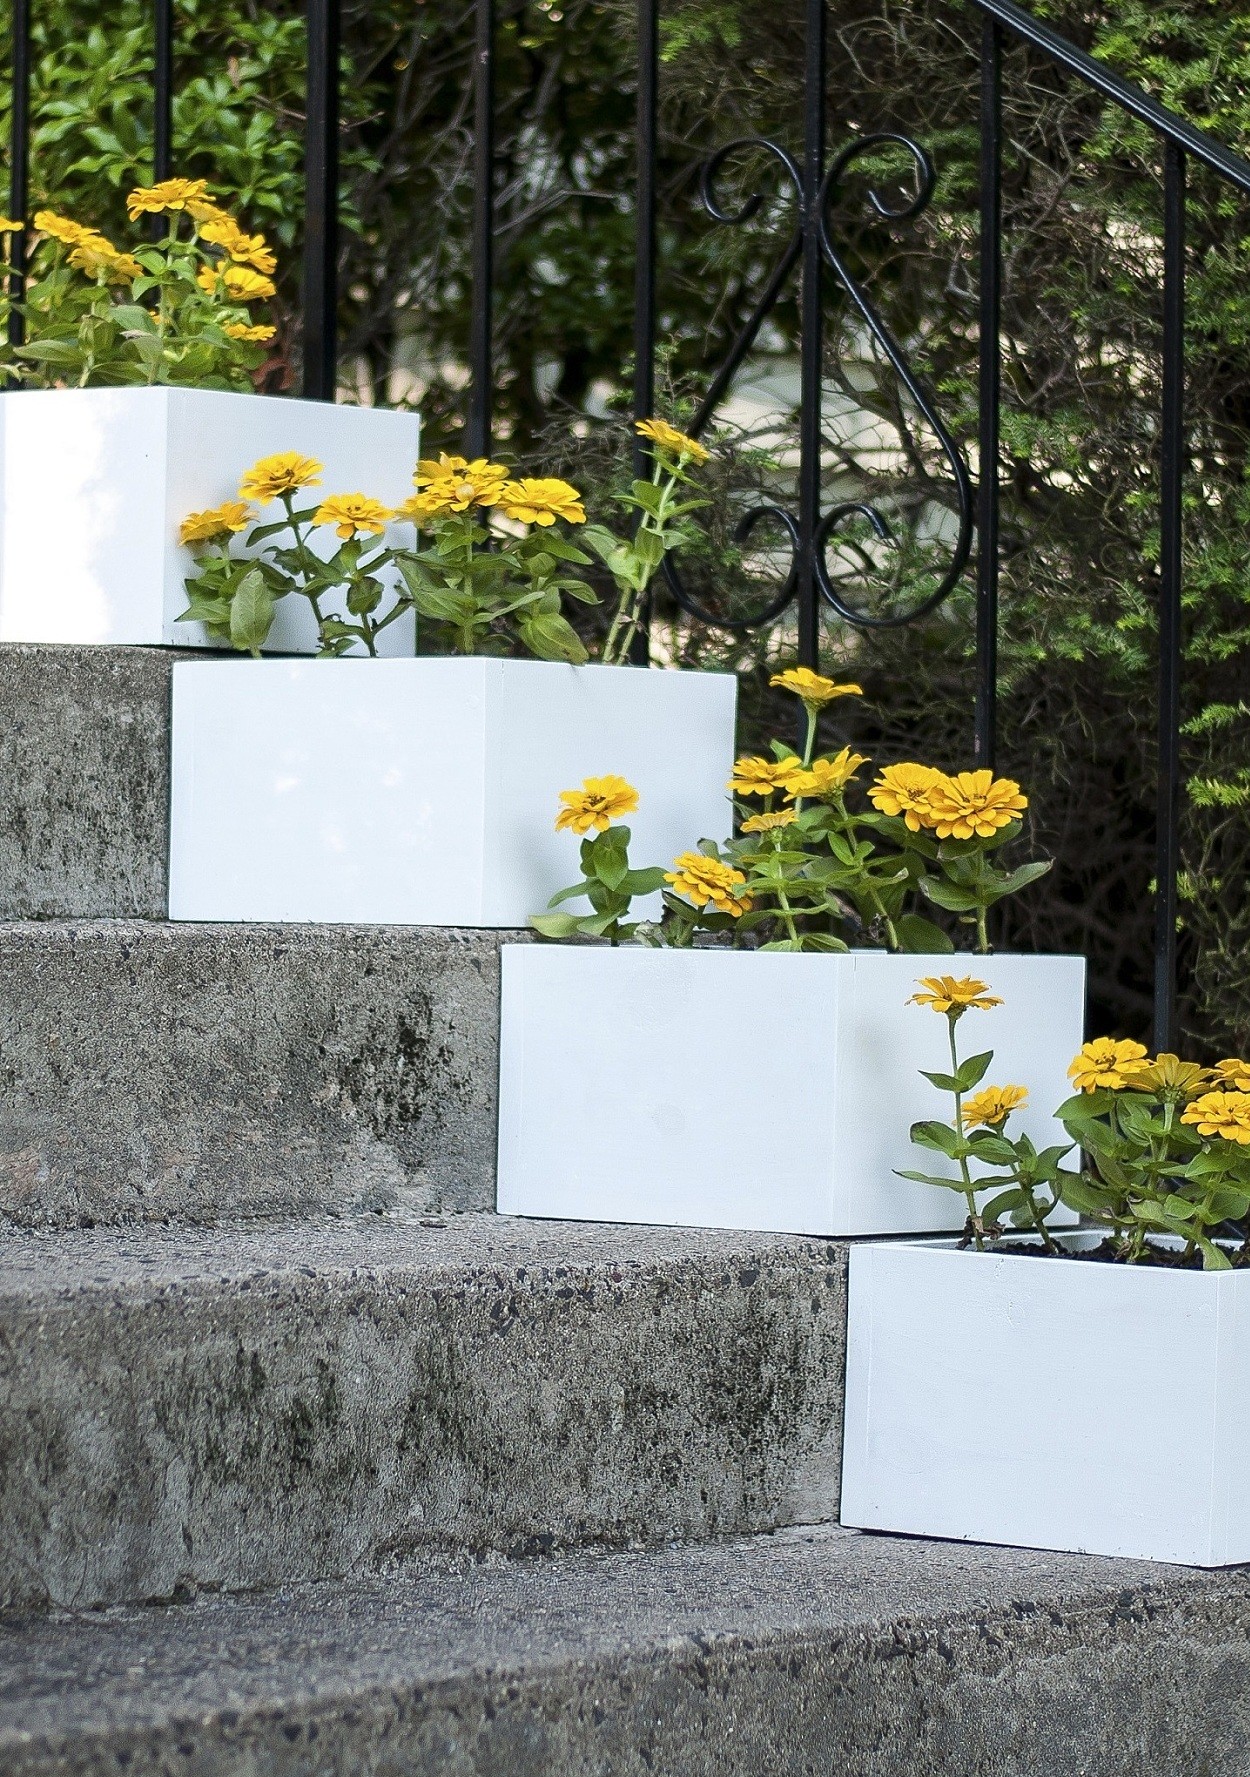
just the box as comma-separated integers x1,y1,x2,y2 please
954,1050,993,1092
894,1168,970,1191
894,912,955,954
967,1131,1019,1166
1058,1173,1118,1218
980,1187,1027,1224
918,876,982,914
910,1120,966,1159
529,913,583,939
228,567,275,656
621,866,668,896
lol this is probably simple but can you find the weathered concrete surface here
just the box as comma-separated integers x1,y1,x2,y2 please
0,644,178,920
0,920,507,1226
0,1213,847,1609
2,1525,1248,1776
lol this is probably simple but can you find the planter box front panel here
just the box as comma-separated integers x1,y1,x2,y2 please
841,1239,1250,1565
497,948,1085,1237
168,659,737,925
0,388,419,651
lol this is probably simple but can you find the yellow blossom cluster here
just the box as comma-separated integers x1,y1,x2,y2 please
34,210,140,282
1182,1092,1250,1146
870,764,1027,840
399,455,585,528
664,852,751,917
554,776,640,835
635,417,708,464
909,976,1003,1015
962,1083,1028,1129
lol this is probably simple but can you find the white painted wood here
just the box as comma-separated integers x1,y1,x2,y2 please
497,947,1085,1236
841,1234,1250,1565
0,387,419,650
168,658,738,925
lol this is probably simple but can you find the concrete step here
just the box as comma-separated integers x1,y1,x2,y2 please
0,1211,846,1610
0,920,507,1227
3,1524,1247,1776
0,645,178,921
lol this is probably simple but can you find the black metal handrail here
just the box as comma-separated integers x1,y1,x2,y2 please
7,0,1250,1050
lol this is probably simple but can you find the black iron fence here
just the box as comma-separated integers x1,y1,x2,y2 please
7,0,1250,1050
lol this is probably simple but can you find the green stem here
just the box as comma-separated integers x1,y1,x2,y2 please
976,903,990,954
949,1014,983,1250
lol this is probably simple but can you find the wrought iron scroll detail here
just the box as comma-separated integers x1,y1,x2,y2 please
665,128,973,634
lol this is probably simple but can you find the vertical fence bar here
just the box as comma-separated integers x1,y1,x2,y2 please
796,0,826,670
303,0,340,400
629,0,658,662
467,0,495,456
8,0,30,353
974,13,1001,770
1153,139,1186,1053
153,0,173,183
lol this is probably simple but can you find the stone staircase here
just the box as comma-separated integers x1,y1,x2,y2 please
2,642,1248,1774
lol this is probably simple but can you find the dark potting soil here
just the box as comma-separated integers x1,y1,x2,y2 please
985,1237,1250,1270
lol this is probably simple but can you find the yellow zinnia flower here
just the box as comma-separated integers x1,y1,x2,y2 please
868,762,944,832
498,477,586,526
665,852,751,917
0,217,22,233
635,417,709,464
1210,1058,1250,1094
223,322,276,343
1067,1037,1149,1094
1181,1091,1250,1146
199,217,277,275
238,452,324,502
410,456,510,513
740,809,797,834
962,1083,1028,1129
178,500,255,546
126,177,212,220
33,209,96,247
727,754,804,798
312,494,391,540
1132,1053,1210,1102
785,748,869,801
554,775,640,835
769,666,862,708
68,236,141,281
198,261,277,302
910,976,1003,1015
924,769,1028,841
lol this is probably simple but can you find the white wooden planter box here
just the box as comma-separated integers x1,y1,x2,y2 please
169,657,737,925
841,1234,1250,1565
0,387,419,651
496,947,1085,1236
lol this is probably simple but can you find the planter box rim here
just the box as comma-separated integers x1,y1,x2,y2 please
856,1229,1242,1279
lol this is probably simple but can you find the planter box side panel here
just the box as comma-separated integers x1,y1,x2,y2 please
831,953,1085,1236
164,393,420,654
486,664,738,927
0,389,169,645
841,1243,1230,1565
168,660,490,923
497,947,842,1233
1211,1273,1250,1565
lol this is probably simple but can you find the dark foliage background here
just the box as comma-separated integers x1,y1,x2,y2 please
3,0,1248,1049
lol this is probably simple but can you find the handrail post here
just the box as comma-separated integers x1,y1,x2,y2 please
1154,140,1185,1053
467,0,495,457
796,0,826,671
8,0,29,354
303,0,340,401
974,13,1001,771
153,0,173,184
629,0,658,664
